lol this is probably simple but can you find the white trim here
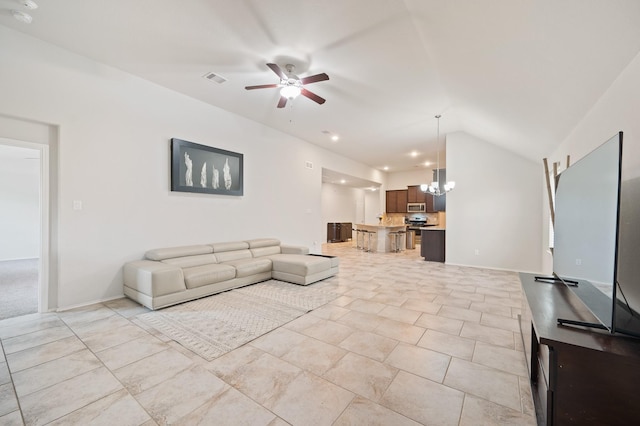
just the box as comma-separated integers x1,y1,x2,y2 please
55,295,127,312
39,144,50,313
444,261,544,276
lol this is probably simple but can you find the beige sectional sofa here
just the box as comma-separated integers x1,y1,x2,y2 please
123,238,339,310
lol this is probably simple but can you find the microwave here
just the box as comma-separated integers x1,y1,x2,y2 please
407,203,426,212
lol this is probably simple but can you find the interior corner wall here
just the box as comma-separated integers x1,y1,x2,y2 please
321,183,362,239
446,132,542,272
0,26,380,309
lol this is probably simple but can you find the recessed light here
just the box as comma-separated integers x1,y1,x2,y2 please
340,179,346,184
12,10,33,23
383,166,389,171
331,135,339,142
411,151,418,157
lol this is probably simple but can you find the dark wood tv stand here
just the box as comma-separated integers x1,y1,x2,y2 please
519,273,640,425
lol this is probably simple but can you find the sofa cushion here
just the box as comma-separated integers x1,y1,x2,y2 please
211,241,249,253
161,254,218,268
223,257,273,278
251,246,281,257
182,263,236,289
146,245,212,261
270,254,331,276
246,238,280,248
215,249,252,263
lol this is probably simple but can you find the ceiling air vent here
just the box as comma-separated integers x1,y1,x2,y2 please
202,72,227,84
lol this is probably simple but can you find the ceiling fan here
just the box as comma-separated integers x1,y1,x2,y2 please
245,63,329,108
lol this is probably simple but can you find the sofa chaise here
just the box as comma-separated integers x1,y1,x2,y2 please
123,238,339,310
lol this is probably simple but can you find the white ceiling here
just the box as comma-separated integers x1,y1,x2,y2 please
1,0,640,175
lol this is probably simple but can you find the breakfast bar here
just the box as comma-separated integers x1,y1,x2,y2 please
354,224,407,253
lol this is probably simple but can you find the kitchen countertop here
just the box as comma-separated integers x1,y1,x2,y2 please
355,224,406,228
420,227,445,231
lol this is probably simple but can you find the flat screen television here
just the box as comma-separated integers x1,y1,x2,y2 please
547,131,640,337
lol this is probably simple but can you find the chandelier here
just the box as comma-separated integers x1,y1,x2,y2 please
420,114,455,196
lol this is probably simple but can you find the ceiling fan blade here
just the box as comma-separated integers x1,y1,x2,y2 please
245,83,279,90
277,96,288,108
300,73,329,85
267,63,287,80
301,88,326,105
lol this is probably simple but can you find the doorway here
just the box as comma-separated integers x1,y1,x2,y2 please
0,142,42,319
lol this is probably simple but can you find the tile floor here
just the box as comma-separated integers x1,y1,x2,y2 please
0,243,537,425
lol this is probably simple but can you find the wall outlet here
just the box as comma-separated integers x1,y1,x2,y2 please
73,200,82,210
474,249,480,256
575,258,582,266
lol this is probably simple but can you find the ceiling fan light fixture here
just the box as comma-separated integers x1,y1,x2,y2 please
280,85,301,99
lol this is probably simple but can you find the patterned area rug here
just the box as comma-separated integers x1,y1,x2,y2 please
137,280,338,361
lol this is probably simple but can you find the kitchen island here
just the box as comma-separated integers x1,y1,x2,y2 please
421,227,445,262
354,224,407,253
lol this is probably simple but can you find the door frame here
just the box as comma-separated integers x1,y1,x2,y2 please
0,138,49,312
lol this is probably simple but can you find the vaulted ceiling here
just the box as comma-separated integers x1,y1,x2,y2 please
1,0,639,174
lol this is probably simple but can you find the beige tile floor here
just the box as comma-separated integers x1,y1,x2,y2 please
0,242,537,425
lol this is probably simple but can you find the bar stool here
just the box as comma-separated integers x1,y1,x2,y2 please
352,227,358,248
389,231,401,253
363,230,377,252
356,229,364,250
397,230,406,252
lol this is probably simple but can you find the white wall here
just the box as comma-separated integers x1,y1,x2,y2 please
321,183,361,240
446,132,542,272
0,26,382,309
364,190,382,224
387,169,433,190
320,184,382,236
0,143,40,260
546,51,640,314
543,51,640,275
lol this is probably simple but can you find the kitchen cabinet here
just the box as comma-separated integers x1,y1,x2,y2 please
385,189,408,213
408,185,435,212
421,229,445,262
326,222,352,242
407,185,425,203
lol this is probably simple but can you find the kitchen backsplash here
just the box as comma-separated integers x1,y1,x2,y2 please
382,212,444,226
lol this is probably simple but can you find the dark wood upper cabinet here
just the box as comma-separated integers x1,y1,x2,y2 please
385,190,398,213
407,185,426,203
385,189,408,213
407,185,435,212
397,190,407,212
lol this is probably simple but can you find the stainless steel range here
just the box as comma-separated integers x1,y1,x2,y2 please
406,214,430,244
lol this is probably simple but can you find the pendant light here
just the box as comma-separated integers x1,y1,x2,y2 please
420,114,455,196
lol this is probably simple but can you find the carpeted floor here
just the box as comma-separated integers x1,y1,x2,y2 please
0,258,39,320
137,280,339,361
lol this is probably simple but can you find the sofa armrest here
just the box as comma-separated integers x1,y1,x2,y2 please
123,260,186,297
280,244,310,255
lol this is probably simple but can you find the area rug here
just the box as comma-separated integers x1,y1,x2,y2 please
136,280,338,361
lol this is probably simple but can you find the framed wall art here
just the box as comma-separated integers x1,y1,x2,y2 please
171,138,243,196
